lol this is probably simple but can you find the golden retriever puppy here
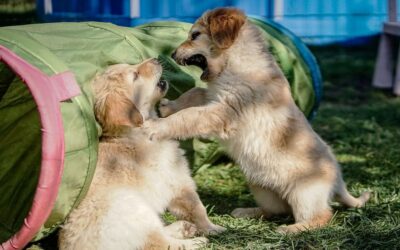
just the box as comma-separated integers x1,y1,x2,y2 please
58,59,225,250
145,8,371,234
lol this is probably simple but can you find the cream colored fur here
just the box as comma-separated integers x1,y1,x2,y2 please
145,8,371,234
58,59,225,250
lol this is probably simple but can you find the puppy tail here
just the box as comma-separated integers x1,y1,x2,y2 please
335,180,371,208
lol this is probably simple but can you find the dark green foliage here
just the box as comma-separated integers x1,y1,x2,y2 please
0,0,37,27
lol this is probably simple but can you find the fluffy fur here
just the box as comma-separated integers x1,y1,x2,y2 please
146,8,371,233
58,59,225,250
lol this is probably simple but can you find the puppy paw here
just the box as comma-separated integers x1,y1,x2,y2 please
276,224,305,234
159,98,176,117
358,191,372,207
188,237,208,249
166,221,198,239
182,221,198,238
276,225,290,234
231,208,248,218
231,207,263,219
202,224,226,236
142,119,165,141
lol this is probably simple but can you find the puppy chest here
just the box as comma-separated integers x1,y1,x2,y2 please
223,122,276,161
136,146,188,212
221,122,293,186
224,107,289,154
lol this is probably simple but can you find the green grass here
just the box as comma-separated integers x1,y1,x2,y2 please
0,0,37,27
187,42,400,249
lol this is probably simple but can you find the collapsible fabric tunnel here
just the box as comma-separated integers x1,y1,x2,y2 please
0,18,322,249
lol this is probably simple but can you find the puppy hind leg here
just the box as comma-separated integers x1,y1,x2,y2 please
98,190,175,250
276,209,333,234
169,237,209,250
137,206,208,248
144,230,208,250
279,182,333,234
231,207,265,219
104,194,207,250
168,186,226,235
232,185,290,219
252,185,291,217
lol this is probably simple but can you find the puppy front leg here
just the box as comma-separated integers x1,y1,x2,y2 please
147,104,232,140
168,187,226,236
159,87,208,117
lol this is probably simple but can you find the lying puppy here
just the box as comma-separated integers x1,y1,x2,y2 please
145,8,371,234
58,59,225,250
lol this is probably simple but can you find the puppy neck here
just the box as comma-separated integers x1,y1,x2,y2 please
215,22,283,84
101,125,136,139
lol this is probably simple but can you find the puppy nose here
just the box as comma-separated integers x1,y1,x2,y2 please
158,80,168,91
171,51,177,60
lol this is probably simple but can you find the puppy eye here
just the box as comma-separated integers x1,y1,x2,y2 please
191,31,201,41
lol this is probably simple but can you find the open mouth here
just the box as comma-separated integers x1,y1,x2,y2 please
184,54,208,71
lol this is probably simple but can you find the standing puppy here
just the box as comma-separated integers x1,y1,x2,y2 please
146,8,370,233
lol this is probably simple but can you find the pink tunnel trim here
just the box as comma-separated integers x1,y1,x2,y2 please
0,45,81,250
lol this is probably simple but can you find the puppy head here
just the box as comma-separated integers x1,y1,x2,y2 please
172,8,246,81
93,58,168,136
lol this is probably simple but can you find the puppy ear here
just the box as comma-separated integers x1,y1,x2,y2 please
207,8,246,49
96,92,143,134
